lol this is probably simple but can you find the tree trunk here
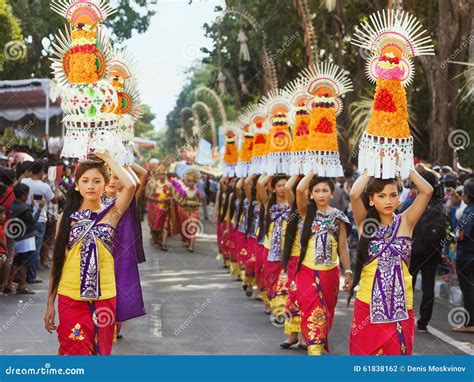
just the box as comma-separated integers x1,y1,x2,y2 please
419,0,471,165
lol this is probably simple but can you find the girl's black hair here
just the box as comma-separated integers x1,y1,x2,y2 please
236,180,246,226
282,179,300,269
347,178,402,305
228,191,237,224
257,203,266,242
265,175,289,236
217,182,229,223
220,181,233,222
51,163,110,295
299,177,335,268
246,177,258,236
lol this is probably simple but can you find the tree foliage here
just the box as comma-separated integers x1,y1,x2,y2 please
0,0,23,72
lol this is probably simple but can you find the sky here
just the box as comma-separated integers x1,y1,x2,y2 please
126,0,224,131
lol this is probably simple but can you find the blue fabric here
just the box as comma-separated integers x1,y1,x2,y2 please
26,221,45,282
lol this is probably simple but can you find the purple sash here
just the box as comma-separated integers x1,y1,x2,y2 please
267,204,290,261
366,214,412,324
238,199,249,233
68,204,115,300
114,200,146,322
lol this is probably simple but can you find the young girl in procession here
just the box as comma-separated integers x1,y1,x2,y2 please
257,173,290,320
348,169,433,355
145,166,173,251
44,151,136,355
174,170,202,252
234,178,251,287
241,175,259,297
223,178,241,278
295,171,352,355
279,175,304,349
215,176,229,268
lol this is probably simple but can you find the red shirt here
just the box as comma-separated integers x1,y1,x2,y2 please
0,186,15,220
0,225,7,254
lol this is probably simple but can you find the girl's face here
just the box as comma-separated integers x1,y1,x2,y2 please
77,168,106,201
310,182,332,207
106,174,123,194
274,179,287,198
369,183,400,216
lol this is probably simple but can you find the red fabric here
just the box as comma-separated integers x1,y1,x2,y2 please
0,186,15,220
219,222,232,261
234,231,248,265
178,209,201,240
350,298,415,355
226,225,238,262
295,265,340,352
0,225,6,254
264,259,282,300
57,294,116,356
285,256,300,317
244,237,258,278
147,199,170,232
255,245,267,290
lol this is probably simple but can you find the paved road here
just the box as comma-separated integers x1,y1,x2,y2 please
0,218,471,355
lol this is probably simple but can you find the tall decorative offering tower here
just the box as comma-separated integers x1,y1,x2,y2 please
260,90,293,175
351,9,434,179
246,104,268,175
236,118,254,178
108,47,142,164
50,0,125,159
222,122,240,177
284,77,311,175
299,62,353,177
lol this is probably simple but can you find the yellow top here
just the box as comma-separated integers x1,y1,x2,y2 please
290,224,301,257
264,221,288,250
356,258,413,309
58,240,116,301
302,233,339,270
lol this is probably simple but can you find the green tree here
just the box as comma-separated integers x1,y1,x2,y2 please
134,104,156,137
0,0,23,72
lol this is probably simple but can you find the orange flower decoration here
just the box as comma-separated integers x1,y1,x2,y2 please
291,112,310,152
68,52,99,84
306,106,338,152
367,79,409,138
239,134,254,162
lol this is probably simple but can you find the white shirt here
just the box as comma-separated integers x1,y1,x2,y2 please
15,236,35,253
21,178,54,223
